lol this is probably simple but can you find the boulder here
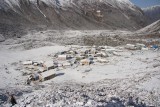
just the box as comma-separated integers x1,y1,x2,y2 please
0,34,5,42
85,99,93,106
75,102,84,106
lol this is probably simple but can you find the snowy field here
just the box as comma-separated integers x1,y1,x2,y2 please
0,45,160,106
0,30,160,106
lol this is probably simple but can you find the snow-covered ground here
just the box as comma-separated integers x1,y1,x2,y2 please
0,29,159,106
0,45,69,89
0,42,160,106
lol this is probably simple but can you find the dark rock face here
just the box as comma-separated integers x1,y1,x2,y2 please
0,0,148,32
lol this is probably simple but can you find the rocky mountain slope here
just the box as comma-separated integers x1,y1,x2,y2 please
137,19,160,34
143,5,160,24
0,0,147,33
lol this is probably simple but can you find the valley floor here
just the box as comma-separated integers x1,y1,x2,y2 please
0,30,160,107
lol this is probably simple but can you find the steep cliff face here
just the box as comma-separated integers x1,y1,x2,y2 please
143,5,160,24
0,0,148,31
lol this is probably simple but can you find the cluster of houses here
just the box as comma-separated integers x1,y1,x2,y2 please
23,46,115,71
125,43,159,51
22,46,123,83
54,46,109,66
22,43,155,84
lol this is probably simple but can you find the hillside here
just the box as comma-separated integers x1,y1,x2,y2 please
0,0,148,33
137,19,160,34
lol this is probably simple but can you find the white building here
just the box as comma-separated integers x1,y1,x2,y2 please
43,61,54,71
58,55,67,60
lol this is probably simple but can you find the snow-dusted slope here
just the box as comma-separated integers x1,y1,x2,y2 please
0,0,147,31
143,5,160,24
137,19,160,34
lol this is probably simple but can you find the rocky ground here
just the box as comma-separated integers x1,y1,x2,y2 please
3,79,160,107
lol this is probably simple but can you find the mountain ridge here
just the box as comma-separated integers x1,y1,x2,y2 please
142,5,160,24
0,0,148,37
